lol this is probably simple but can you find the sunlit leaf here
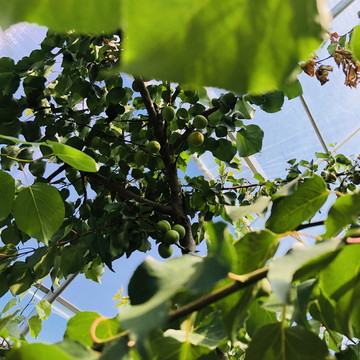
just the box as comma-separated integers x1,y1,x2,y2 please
122,0,327,94
266,175,329,233
0,171,15,221
13,183,65,245
46,141,100,172
236,125,264,157
0,1,123,34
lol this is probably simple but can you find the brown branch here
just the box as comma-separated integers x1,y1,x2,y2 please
170,85,181,104
46,163,70,182
202,105,220,117
295,220,325,231
168,267,268,322
86,172,173,215
136,79,196,252
171,127,192,152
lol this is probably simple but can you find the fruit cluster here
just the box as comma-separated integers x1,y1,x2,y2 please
156,220,186,258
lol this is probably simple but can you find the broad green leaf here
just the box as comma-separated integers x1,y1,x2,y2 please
36,300,51,321
323,192,360,239
46,141,99,172
336,342,360,360
250,91,284,113
235,98,255,119
28,315,42,338
351,25,360,61
122,0,327,94
121,254,226,355
0,1,123,34
7,261,34,296
212,139,237,163
0,244,17,272
60,243,87,277
85,256,105,283
6,342,93,360
280,79,303,100
245,323,330,360
266,175,329,233
268,239,340,303
1,298,17,315
0,171,15,221
215,230,278,341
246,300,278,338
13,183,65,245
0,311,20,333
236,125,264,157
64,311,119,347
150,329,214,360
225,196,271,220
0,134,40,147
319,245,360,339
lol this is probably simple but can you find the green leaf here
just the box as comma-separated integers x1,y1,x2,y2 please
122,0,326,94
13,183,65,245
46,141,99,172
235,98,255,119
0,311,20,333
0,1,123,34
85,256,105,283
246,300,278,338
323,192,360,239
0,171,15,221
212,139,237,163
245,323,330,360
60,243,87,277
351,25,360,62
36,300,51,321
319,245,360,338
64,312,119,347
215,230,278,341
259,91,285,113
268,239,340,303
225,196,271,220
266,175,329,233
1,298,17,315
280,79,303,100
236,125,264,157
28,315,42,338
6,343,79,360
7,262,34,296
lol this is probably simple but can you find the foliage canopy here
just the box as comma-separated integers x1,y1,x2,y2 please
0,2,360,360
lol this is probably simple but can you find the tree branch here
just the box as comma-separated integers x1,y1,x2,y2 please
86,172,173,215
168,267,268,322
136,78,196,252
295,220,325,231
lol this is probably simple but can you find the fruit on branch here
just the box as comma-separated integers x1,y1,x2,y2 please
134,150,148,167
172,224,185,239
162,106,176,122
90,136,102,149
146,140,161,154
158,243,173,259
188,132,204,146
157,220,171,233
164,229,180,244
193,115,208,129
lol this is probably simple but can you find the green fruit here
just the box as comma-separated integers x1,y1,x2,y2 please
158,243,173,259
188,132,204,146
172,224,186,239
157,220,171,233
90,136,102,149
162,106,176,122
353,172,360,185
164,229,180,244
193,115,208,129
324,171,337,182
134,151,148,167
146,140,161,154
